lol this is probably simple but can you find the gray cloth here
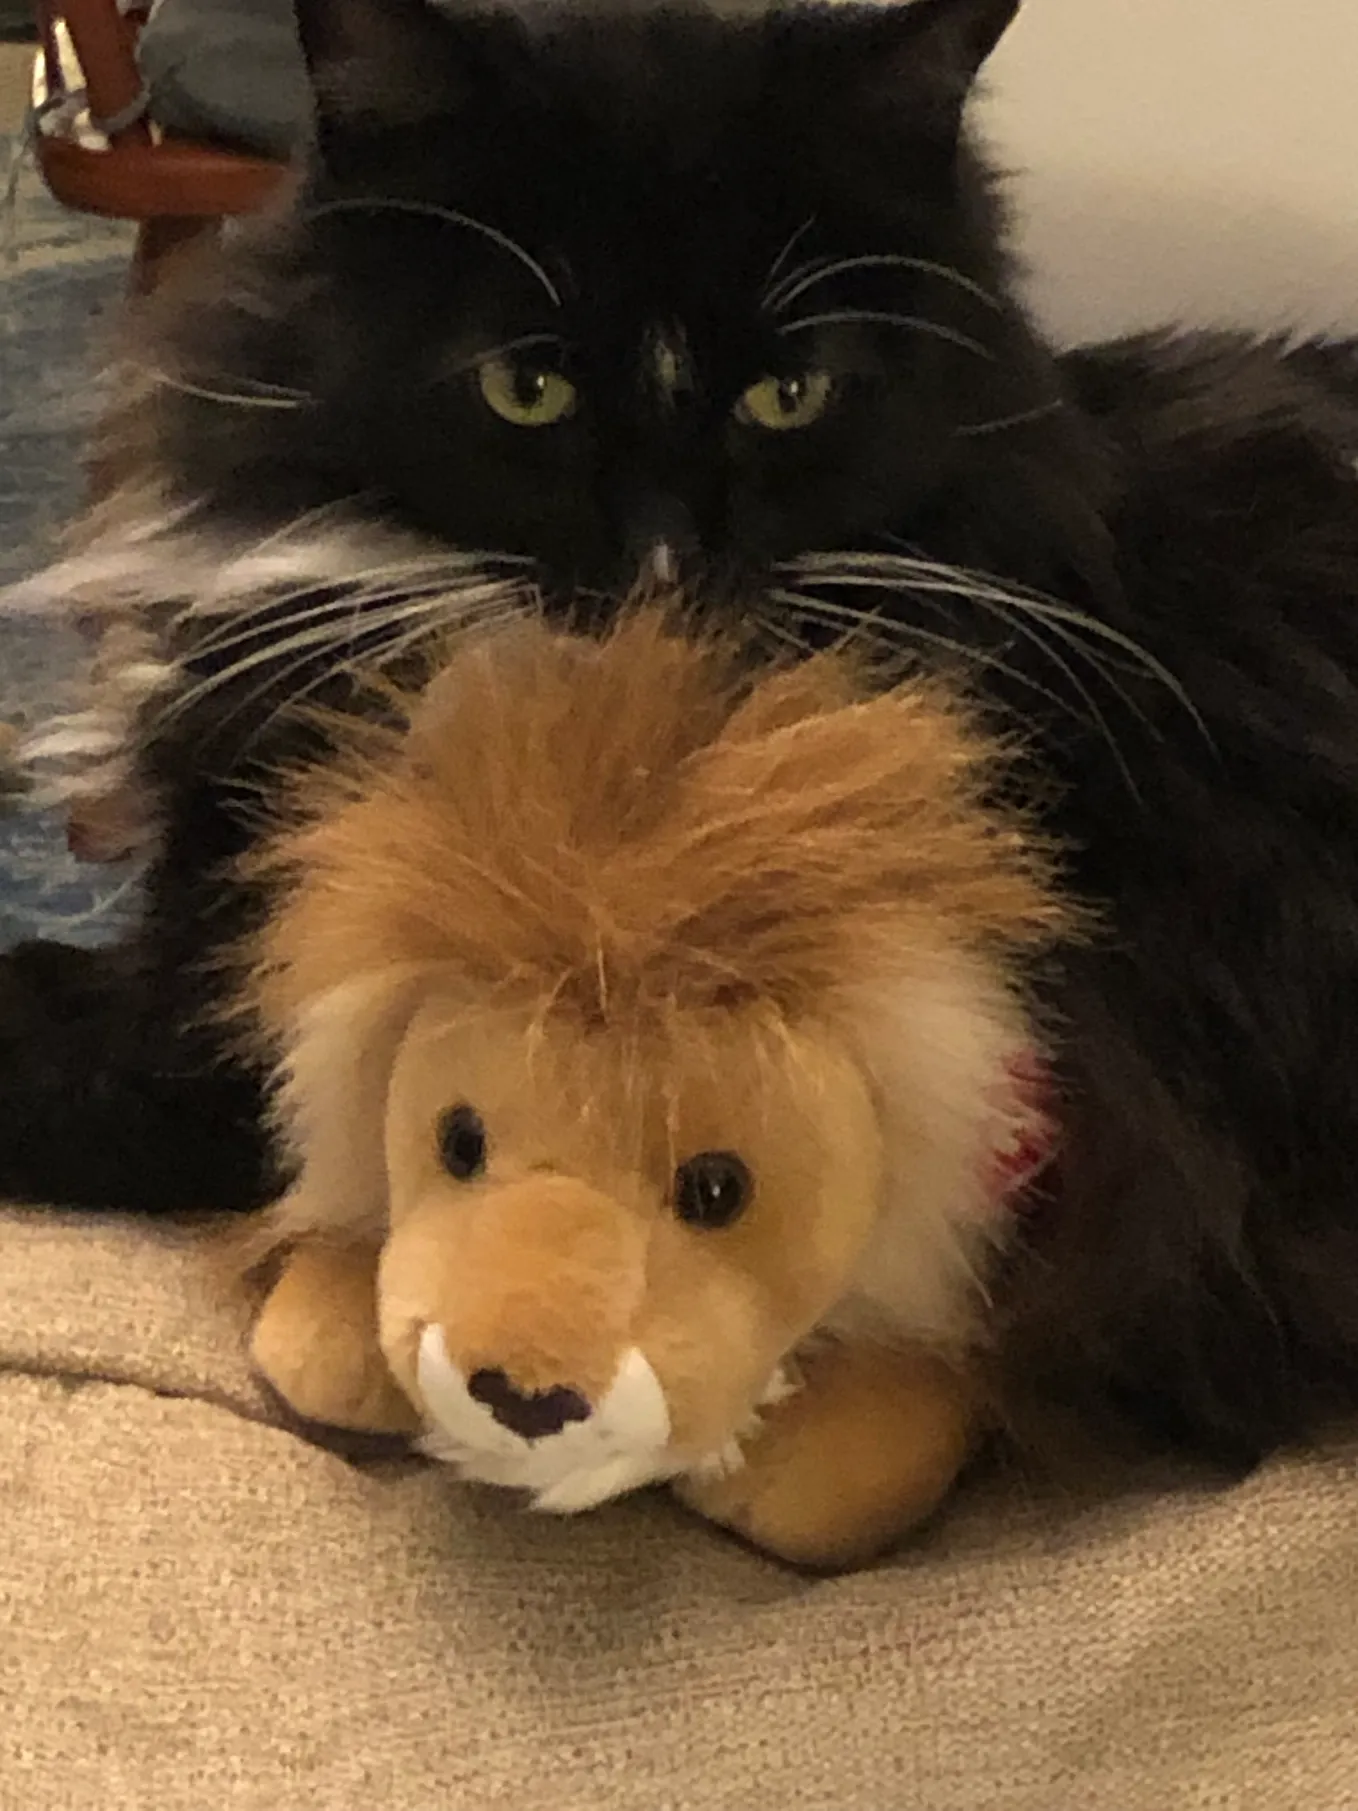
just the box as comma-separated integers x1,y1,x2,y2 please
136,0,312,158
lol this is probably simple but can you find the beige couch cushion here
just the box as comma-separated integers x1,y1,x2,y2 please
2,1205,1356,1809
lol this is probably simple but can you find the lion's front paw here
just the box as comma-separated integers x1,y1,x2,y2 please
250,1242,422,1436
673,1341,980,1571
674,1442,923,1573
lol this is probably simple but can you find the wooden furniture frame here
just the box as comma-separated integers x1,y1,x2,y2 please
31,0,286,291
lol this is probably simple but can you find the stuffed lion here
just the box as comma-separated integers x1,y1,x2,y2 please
237,605,1068,1569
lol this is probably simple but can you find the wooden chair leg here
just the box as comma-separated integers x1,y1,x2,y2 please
129,215,220,295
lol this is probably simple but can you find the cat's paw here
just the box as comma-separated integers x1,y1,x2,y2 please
0,940,112,1028
0,940,270,1213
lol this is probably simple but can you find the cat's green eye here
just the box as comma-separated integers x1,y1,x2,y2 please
477,356,578,428
735,370,834,432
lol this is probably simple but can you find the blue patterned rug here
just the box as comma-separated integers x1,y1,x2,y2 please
0,134,139,948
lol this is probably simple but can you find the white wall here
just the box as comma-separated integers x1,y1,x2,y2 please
977,0,1358,344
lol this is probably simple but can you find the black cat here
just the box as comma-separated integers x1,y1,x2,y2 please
6,0,1358,1468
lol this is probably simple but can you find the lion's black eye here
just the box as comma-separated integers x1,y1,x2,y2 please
437,1104,487,1181
673,1151,753,1229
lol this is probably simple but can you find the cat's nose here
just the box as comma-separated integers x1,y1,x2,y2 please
466,1367,593,1440
625,495,698,589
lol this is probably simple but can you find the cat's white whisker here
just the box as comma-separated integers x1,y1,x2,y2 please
783,548,1205,732
748,608,812,659
766,587,1089,724
954,400,1068,437
305,197,562,308
767,253,1006,316
163,589,488,727
144,370,311,412
237,597,534,760
947,591,1151,776
162,614,402,730
777,311,995,361
364,599,532,679
760,216,818,297
772,562,1179,787
793,550,1166,666
178,589,395,666
172,542,538,691
178,571,517,666
173,597,430,697
171,583,532,743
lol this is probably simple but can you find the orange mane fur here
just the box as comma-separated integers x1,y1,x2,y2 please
242,605,1067,1048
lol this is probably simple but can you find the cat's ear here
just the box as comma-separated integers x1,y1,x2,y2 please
895,0,1020,90
855,0,1020,137
292,0,474,134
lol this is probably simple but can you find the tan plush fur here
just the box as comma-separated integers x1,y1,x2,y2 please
674,1339,983,1572
246,604,1061,1019
251,1241,421,1435
240,604,1071,1567
374,992,889,1461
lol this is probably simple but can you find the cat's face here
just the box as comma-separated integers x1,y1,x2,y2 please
156,0,1077,608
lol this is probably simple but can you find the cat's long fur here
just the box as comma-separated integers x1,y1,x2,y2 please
5,0,1358,1469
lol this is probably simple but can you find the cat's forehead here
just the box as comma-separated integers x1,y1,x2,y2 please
506,145,799,327
348,22,831,312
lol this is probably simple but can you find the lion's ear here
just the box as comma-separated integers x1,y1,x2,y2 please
265,969,429,1245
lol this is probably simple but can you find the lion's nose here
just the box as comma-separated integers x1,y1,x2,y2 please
466,1367,592,1440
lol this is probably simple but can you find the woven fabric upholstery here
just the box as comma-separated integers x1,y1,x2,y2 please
2,1205,1356,1811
